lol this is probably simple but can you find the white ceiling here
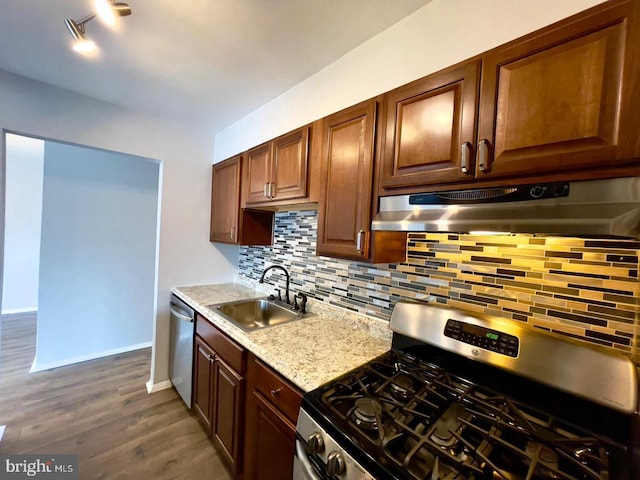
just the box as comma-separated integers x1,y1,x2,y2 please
0,0,431,132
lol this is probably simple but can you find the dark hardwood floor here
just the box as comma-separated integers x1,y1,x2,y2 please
0,313,232,480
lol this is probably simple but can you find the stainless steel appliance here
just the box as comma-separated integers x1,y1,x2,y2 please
372,176,640,239
169,294,195,408
294,301,639,479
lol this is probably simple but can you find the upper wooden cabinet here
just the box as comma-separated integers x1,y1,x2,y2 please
379,0,640,194
210,156,242,244
317,99,406,263
380,61,480,189
476,0,640,179
210,156,274,246
245,127,310,205
317,100,376,260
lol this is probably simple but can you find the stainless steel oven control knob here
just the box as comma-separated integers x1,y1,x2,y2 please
306,432,325,454
326,451,346,476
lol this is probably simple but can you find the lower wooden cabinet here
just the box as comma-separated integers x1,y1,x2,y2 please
193,316,246,477
243,354,303,480
193,335,216,433
213,357,243,469
192,318,304,479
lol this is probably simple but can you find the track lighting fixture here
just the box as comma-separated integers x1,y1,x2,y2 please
65,0,132,55
65,17,97,54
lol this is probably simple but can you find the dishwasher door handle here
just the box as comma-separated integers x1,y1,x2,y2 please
170,304,194,322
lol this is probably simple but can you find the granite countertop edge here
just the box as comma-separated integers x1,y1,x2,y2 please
171,282,392,392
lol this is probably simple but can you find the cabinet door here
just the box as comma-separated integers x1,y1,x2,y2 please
381,61,480,190
245,143,272,204
212,358,244,474
210,156,241,244
477,1,638,179
193,336,215,434
317,100,377,260
272,127,309,201
244,391,297,480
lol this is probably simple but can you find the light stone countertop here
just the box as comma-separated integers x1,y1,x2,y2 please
171,282,392,392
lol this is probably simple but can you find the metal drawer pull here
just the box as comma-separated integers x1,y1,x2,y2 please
270,388,283,397
478,139,490,172
461,142,471,174
208,354,216,361
230,226,236,240
268,181,275,199
356,230,365,253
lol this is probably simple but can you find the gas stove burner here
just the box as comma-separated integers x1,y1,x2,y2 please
350,398,383,432
389,375,413,401
525,441,559,465
524,441,561,478
429,402,469,450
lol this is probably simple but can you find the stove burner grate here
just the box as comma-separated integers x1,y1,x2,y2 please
316,350,614,480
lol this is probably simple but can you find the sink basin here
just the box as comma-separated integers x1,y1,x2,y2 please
211,298,310,331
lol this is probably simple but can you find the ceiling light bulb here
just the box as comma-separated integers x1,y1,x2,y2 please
95,0,116,26
73,39,97,54
95,0,132,27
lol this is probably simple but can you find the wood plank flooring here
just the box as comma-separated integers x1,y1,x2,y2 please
0,313,232,480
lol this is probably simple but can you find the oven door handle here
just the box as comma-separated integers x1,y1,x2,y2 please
295,440,322,480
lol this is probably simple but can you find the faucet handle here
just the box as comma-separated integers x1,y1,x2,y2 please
274,288,282,301
296,292,308,314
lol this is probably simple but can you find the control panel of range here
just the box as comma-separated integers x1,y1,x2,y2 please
444,319,519,357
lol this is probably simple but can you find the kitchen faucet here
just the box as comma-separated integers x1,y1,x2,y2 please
259,265,291,305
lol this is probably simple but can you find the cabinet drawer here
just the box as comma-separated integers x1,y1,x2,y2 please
196,314,246,373
253,358,302,424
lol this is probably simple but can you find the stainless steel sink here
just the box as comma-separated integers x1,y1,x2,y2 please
211,298,310,331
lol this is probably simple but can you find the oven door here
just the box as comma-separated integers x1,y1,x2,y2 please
294,440,322,480
295,408,376,480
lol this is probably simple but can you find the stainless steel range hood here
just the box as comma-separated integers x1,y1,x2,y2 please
372,177,640,239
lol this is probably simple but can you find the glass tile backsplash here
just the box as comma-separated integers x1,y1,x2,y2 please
238,210,639,360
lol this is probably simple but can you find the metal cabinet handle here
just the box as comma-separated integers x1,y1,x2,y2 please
461,142,471,174
207,354,216,362
269,182,276,199
356,230,365,253
230,226,236,240
270,388,282,397
478,139,491,172
263,183,269,198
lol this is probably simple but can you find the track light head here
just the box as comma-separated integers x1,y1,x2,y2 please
95,0,132,27
64,18,97,54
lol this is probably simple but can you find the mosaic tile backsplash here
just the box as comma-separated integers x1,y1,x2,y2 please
239,210,640,360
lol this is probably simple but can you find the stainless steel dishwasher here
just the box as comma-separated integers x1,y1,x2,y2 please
169,294,195,408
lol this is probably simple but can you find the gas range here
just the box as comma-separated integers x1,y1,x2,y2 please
294,301,639,480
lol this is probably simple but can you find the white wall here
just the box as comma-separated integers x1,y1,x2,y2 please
2,134,44,314
32,142,159,371
0,70,239,387
214,0,606,161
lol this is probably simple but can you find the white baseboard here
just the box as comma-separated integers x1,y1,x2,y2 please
146,379,173,394
29,342,152,373
1,308,37,316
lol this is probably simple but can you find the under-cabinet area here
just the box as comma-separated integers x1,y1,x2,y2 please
172,283,391,480
210,0,640,262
